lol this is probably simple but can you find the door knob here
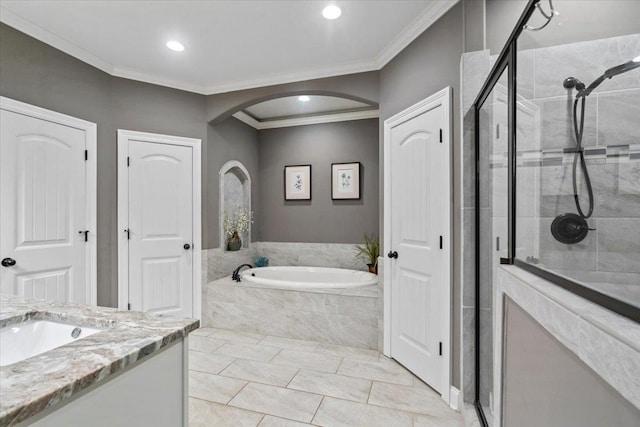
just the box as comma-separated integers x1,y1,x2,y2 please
184,243,191,250
1,258,16,267
387,251,398,259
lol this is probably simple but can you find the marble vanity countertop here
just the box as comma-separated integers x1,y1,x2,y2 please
0,295,199,427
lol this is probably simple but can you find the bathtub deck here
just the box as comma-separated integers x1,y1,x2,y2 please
188,327,463,426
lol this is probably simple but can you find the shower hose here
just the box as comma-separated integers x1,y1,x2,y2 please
571,96,594,219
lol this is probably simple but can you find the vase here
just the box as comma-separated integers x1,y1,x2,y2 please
367,264,378,275
227,231,242,251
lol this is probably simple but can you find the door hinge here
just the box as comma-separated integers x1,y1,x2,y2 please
439,128,443,143
496,236,500,252
84,150,88,161
127,303,131,310
496,123,500,139
127,156,130,167
439,235,443,249
439,342,443,356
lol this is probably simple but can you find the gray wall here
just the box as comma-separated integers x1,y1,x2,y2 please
379,2,464,388
0,23,116,307
258,119,379,243
207,118,260,248
0,23,250,306
503,297,640,426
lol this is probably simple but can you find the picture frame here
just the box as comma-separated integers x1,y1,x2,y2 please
331,162,361,200
284,164,312,200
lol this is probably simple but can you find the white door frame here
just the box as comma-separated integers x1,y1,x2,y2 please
0,96,97,305
117,129,202,320
383,87,453,405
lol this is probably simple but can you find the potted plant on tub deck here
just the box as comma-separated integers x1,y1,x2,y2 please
355,233,380,274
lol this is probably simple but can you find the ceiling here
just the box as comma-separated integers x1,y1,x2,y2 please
0,0,458,95
245,96,372,121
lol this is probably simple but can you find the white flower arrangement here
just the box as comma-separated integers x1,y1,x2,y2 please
224,205,253,237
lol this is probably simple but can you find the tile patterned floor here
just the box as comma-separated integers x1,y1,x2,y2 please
188,327,463,427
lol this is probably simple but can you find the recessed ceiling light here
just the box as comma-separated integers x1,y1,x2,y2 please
298,95,311,102
166,40,184,52
322,5,342,20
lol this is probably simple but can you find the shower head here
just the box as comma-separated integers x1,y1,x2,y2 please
563,77,585,91
567,56,640,98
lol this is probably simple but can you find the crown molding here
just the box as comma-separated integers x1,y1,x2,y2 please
202,59,379,95
111,66,205,94
233,109,379,130
0,6,114,75
1,0,459,96
374,0,459,68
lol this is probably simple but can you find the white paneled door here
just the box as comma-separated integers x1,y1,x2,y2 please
118,131,201,320
385,88,451,399
0,98,96,304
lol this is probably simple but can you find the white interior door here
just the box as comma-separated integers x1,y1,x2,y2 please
387,91,451,395
0,102,95,304
124,136,194,318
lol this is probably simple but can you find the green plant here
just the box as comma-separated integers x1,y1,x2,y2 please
355,233,380,267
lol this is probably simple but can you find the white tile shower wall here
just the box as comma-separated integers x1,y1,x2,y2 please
511,33,640,290
203,277,379,350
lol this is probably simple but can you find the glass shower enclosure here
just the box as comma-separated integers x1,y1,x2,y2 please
473,0,640,425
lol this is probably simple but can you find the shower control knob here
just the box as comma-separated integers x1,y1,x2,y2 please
387,251,398,259
1,258,16,267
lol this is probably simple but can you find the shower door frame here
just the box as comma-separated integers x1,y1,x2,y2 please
471,0,640,425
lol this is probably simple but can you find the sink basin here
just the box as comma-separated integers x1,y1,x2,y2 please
0,320,102,366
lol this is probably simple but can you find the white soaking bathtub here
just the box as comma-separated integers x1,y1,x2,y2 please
239,266,378,290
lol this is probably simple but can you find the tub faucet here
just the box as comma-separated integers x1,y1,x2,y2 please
232,264,253,282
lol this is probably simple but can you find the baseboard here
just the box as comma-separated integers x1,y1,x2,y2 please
450,386,461,411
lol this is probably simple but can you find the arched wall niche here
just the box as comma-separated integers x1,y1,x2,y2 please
219,160,251,250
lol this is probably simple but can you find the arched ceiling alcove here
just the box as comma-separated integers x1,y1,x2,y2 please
231,93,379,130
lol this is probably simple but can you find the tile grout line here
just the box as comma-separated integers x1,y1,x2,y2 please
310,396,325,426
366,380,375,404
268,346,284,362
285,368,302,388
225,380,251,405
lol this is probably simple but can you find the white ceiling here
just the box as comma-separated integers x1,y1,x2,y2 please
0,0,458,95
245,95,372,120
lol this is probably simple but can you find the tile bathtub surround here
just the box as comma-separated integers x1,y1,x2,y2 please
0,295,199,426
205,241,369,283
188,327,464,426
203,277,378,349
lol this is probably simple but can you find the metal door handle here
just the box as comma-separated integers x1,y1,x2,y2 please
184,243,191,250
1,258,16,267
387,251,398,259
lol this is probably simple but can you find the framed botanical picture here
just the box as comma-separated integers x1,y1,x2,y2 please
331,162,361,200
284,164,312,200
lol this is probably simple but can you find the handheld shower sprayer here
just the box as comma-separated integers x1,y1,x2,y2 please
552,55,640,244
